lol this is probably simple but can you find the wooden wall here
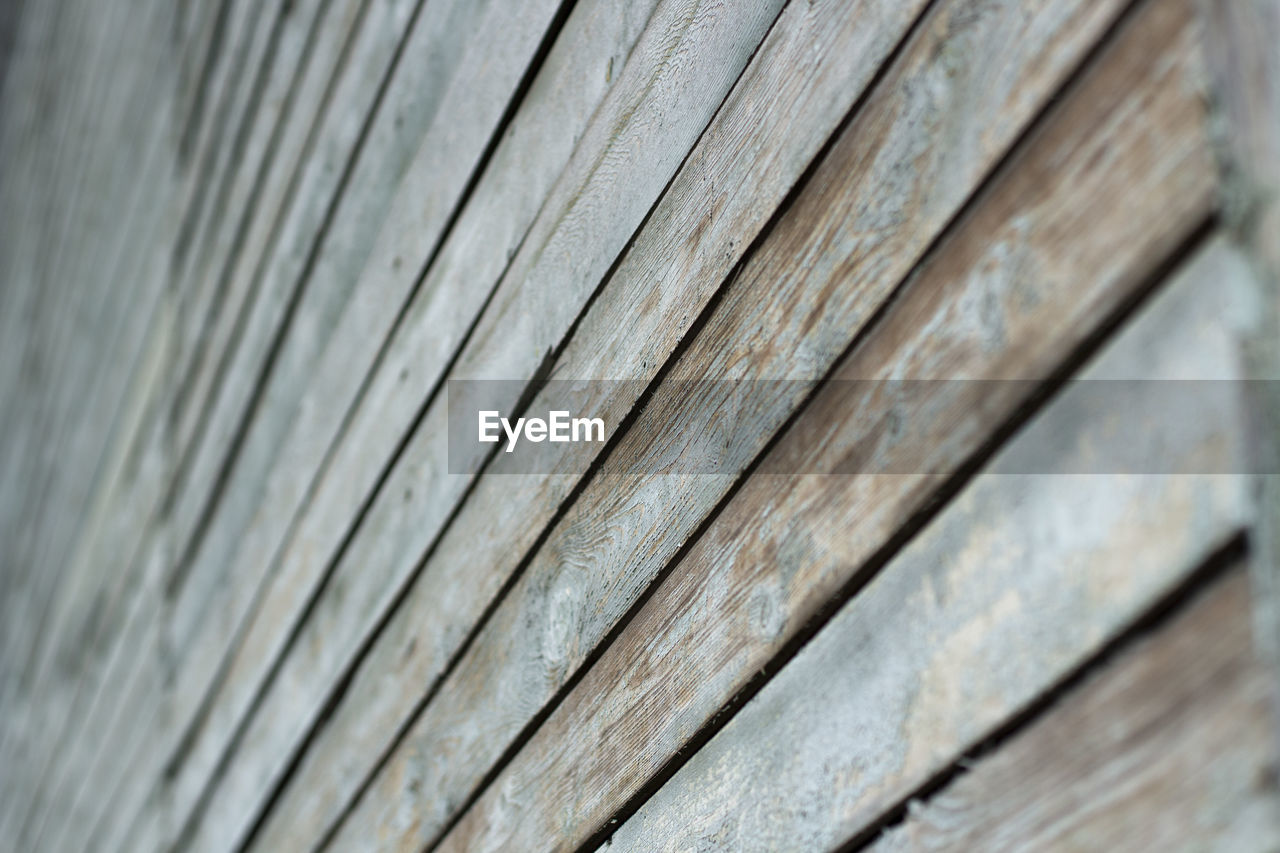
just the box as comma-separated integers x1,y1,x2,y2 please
1,0,1277,850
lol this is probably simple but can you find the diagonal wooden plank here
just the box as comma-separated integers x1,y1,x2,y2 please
0,2,186,845
432,6,1232,847
32,5,373,835
1200,0,1280,733
866,567,1280,852
118,0,587,849
327,1,1195,850
600,232,1257,852
162,0,674,839
175,2,794,850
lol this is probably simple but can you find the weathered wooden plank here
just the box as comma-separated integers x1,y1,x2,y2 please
172,2,794,850
18,21,187,740
164,0,300,444
166,0,270,370
867,568,1280,853
165,0,330,468
12,3,180,724
157,0,418,566
0,5,186,845
1200,0,1280,730
1,0,169,664
163,0,566,669
599,236,1257,853
120,0,587,845
257,0,975,844
29,299,180,853
21,0,327,766
0,1,181,838
2,4,371,835
425,12,1227,852
62,0,458,845
26,9,357,841
327,2,1200,850
157,0,365,519
162,0,672,835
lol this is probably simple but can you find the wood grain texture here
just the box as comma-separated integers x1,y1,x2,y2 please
1200,0,1280,731
335,2,1203,851
178,3,792,851
155,0,665,843
253,0,950,845
151,0,593,848
435,10,1231,850
866,568,1280,853
600,234,1256,853
30,6,374,844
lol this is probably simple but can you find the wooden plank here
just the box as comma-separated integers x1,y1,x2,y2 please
26,299,179,853
165,0,297,438
256,0,966,844
0,0,181,839
867,568,1280,852
172,2,795,850
8,5,371,842
1,0,166,664
330,1,1208,850
425,10,1227,850
157,0,418,565
159,0,365,508
166,0,269,363
165,0,330,469
21,0,326,757
113,0,586,846
598,236,1257,853
12,0,179,722
1200,0,1280,729
0,4,186,845
162,0,671,831
55,0,431,845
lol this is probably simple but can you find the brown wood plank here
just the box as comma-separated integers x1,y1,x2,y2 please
867,567,1280,853
338,2,1220,851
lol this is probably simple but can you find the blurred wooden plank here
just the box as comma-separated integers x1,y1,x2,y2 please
21,0,331,800
165,0,330,470
5,1,371,848
28,6,373,848
182,1,795,850
0,1,186,847
144,0,593,848
158,0,422,569
600,233,1257,852
867,567,1280,853
21,2,289,845
1201,0,1280,728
